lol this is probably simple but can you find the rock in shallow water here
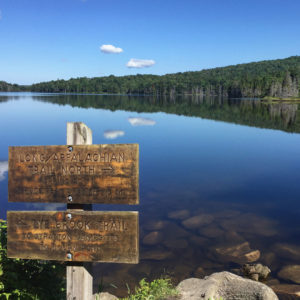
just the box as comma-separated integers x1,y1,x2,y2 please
198,224,224,238
273,243,300,261
143,220,170,231
182,214,214,229
278,265,300,284
141,248,173,260
142,231,164,245
168,209,190,220
220,213,278,237
242,263,271,281
163,238,189,249
214,241,260,264
269,283,300,298
176,271,278,300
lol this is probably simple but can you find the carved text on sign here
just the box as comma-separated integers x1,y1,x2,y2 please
9,144,139,204
7,211,139,263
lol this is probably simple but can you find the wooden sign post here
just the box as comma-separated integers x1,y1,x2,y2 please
7,122,139,300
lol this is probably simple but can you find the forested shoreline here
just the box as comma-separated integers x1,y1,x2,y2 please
1,56,300,98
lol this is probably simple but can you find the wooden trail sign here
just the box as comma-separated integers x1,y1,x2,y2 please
7,211,139,263
8,144,139,204
7,122,140,300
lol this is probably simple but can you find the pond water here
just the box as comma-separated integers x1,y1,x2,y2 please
0,93,300,296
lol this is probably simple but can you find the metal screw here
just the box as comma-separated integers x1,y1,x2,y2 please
67,253,72,260
68,146,73,152
68,195,73,202
66,213,72,220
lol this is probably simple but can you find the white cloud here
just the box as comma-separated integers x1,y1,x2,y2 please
0,161,8,181
128,117,156,126
126,58,155,68
100,44,123,54
104,130,125,139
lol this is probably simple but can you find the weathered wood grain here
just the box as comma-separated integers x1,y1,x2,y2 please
7,211,139,263
8,144,139,204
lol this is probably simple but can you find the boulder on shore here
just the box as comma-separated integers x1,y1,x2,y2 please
176,271,278,300
93,292,118,299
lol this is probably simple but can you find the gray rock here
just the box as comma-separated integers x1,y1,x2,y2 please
93,292,118,300
176,271,278,300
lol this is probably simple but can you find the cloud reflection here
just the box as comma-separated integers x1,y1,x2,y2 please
27,203,66,211
104,130,125,139
128,117,156,126
0,161,8,181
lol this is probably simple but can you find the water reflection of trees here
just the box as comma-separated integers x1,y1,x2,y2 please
29,94,300,133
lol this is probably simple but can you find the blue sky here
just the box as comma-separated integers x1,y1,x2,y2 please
0,0,300,85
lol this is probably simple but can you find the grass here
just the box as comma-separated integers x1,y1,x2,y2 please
121,278,179,300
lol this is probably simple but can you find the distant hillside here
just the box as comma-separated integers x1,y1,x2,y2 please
0,81,27,92
2,56,300,98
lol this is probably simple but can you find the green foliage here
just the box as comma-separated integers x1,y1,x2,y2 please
122,278,178,300
0,82,28,92
25,56,300,98
3,56,300,97
0,220,65,300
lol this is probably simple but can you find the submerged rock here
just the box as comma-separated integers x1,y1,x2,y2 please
223,230,246,244
163,238,189,249
176,271,278,300
220,213,278,237
143,220,170,231
142,231,164,245
198,224,224,238
188,235,209,246
141,248,173,261
213,209,241,219
214,242,260,264
269,283,300,298
193,266,205,278
273,243,300,261
168,209,190,220
161,222,190,239
242,263,271,281
278,265,300,284
182,214,214,229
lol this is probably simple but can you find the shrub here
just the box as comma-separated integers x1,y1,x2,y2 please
122,278,178,300
0,219,65,300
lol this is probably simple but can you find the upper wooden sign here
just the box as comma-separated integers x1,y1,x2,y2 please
8,144,139,204
7,211,139,263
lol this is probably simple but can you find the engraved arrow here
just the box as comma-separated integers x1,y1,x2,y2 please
101,165,115,174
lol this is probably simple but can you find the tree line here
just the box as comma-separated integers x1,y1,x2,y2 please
1,56,300,97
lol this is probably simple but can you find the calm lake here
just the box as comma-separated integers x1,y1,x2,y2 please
0,93,300,296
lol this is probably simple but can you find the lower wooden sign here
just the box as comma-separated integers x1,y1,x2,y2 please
7,211,139,263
